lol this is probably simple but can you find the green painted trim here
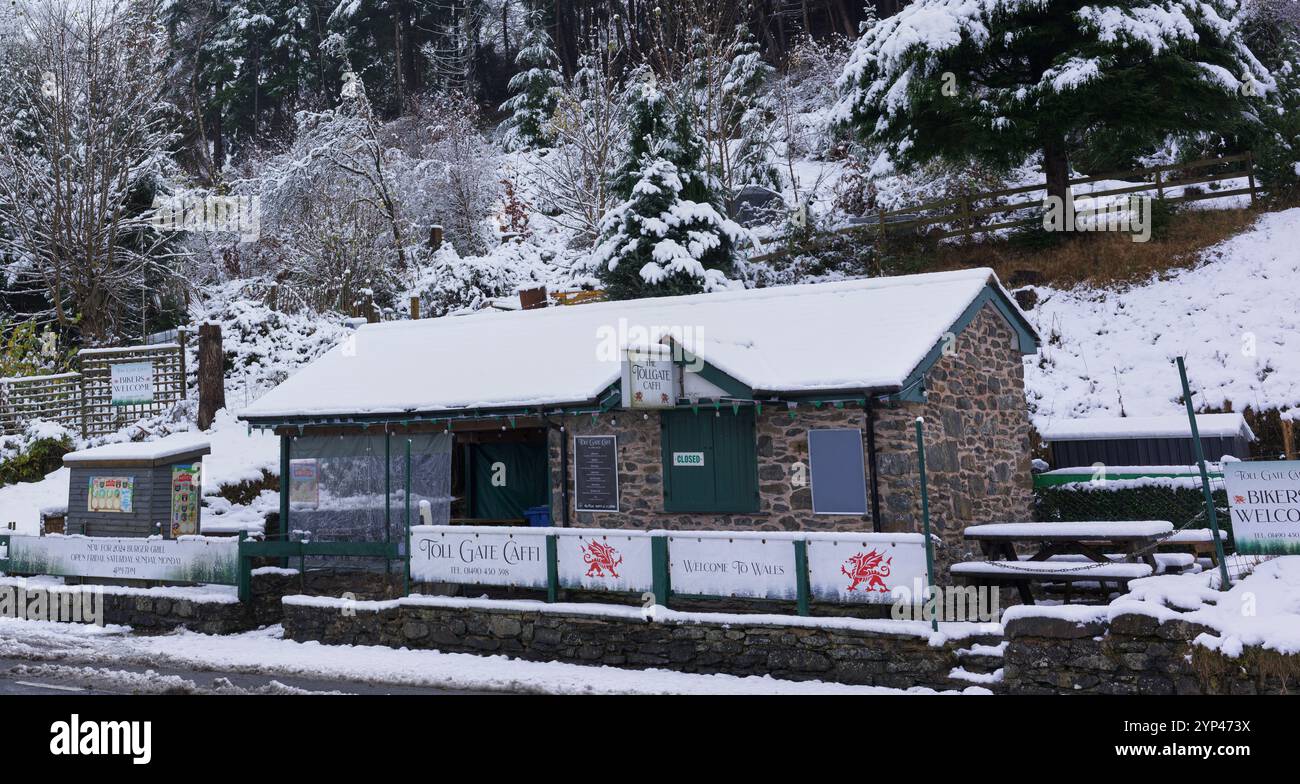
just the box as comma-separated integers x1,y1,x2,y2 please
404,438,412,597
546,535,559,603
1034,471,1223,488
915,419,938,633
892,285,1040,405
237,532,251,603
793,540,810,616
677,349,753,399
651,536,671,607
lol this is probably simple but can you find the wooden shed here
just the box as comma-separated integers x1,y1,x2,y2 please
63,439,210,538
1037,413,1255,469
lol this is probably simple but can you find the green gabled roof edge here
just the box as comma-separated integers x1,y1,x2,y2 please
892,279,1040,403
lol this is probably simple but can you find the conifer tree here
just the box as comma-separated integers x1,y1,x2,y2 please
500,10,563,150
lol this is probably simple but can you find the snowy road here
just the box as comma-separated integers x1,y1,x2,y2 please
0,617,984,695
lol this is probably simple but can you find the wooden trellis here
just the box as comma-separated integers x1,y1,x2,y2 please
0,341,187,439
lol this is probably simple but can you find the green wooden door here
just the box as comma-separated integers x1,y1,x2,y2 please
661,409,758,513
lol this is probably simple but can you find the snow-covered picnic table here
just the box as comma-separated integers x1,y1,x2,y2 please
955,520,1175,604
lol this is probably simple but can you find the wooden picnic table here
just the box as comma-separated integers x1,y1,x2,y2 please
955,520,1175,604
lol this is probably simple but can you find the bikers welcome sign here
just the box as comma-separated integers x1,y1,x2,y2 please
1223,460,1300,554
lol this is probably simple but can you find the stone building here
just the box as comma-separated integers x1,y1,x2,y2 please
241,268,1038,580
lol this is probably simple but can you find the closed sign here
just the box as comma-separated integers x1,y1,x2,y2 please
673,452,705,467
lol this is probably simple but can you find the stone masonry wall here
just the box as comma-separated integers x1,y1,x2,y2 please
547,301,1034,580
1004,611,1299,695
282,597,974,689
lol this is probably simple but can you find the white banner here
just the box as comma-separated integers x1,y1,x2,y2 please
805,535,929,605
667,534,797,599
410,527,548,588
1223,460,1300,555
3,535,237,584
555,530,653,593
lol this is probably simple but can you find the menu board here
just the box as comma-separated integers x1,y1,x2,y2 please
574,435,619,513
88,476,134,513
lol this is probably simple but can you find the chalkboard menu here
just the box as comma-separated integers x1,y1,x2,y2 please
574,435,619,513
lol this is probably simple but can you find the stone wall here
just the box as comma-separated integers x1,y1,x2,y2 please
0,571,295,634
1004,611,1298,695
283,597,981,690
547,302,1034,579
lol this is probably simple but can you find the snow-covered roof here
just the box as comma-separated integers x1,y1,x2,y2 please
1037,413,1254,442
63,436,211,466
241,269,1034,422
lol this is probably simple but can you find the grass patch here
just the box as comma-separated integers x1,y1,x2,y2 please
1191,645,1300,695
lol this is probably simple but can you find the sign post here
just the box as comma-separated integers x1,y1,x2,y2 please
1176,357,1231,590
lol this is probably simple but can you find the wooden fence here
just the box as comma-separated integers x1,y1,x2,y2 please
0,341,187,439
752,152,1259,261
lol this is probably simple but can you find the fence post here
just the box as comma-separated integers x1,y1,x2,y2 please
410,296,420,321
1154,169,1165,201
545,534,559,603
237,531,250,603
1246,151,1258,207
1283,416,1297,461
651,535,670,608
793,539,810,616
1176,357,1231,590
914,417,939,633
177,329,188,399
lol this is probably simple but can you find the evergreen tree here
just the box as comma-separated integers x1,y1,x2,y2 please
834,0,1274,205
500,10,563,150
723,32,780,190
592,156,741,300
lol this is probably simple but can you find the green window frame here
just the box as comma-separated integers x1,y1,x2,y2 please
660,408,759,513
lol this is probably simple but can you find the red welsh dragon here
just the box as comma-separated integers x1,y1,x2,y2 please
841,550,892,592
582,540,623,578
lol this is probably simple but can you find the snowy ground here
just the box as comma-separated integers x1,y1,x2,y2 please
1025,207,1300,428
0,617,986,695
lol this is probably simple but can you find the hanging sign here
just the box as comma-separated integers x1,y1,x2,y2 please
88,477,135,513
169,463,201,538
621,349,679,409
805,535,929,605
289,459,320,508
109,361,154,406
673,452,705,467
1222,460,1300,555
574,435,619,513
555,530,654,593
667,533,797,599
409,527,549,588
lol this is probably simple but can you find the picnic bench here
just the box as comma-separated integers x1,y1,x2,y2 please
954,520,1175,604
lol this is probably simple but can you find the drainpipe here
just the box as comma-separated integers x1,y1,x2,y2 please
865,396,883,533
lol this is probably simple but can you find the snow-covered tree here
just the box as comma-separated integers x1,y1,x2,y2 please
598,70,741,300
500,10,562,151
0,0,179,344
834,0,1276,205
723,32,781,190
593,156,742,301
531,54,625,247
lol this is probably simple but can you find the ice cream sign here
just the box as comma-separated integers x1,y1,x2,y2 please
620,349,679,409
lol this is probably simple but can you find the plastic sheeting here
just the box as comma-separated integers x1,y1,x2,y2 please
286,432,452,571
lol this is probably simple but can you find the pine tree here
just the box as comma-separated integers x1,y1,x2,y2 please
834,0,1275,205
592,156,741,301
500,10,563,150
723,32,780,190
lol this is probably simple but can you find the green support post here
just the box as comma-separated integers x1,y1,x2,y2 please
545,535,559,603
914,418,939,633
651,535,671,608
793,539,811,616
0,534,11,574
279,434,290,568
237,531,250,603
404,438,412,597
384,432,392,588
1177,357,1232,590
